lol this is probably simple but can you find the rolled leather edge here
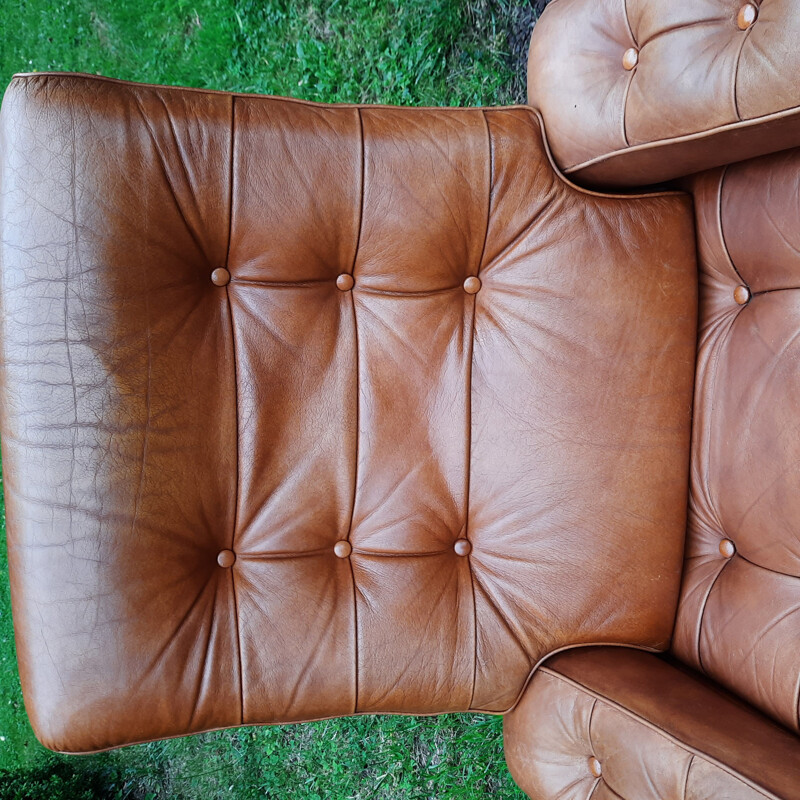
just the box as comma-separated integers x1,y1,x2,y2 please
503,647,800,800
566,107,800,189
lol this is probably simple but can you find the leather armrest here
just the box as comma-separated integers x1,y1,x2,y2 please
503,647,800,799
528,0,800,188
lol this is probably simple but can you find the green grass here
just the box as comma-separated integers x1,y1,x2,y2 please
0,0,529,106
0,0,536,796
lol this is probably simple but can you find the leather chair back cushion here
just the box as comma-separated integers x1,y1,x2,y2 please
673,150,800,733
0,74,696,752
528,0,800,187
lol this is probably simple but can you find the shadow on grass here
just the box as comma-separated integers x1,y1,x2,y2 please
0,758,123,800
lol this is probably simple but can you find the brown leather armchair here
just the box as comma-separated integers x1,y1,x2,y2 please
1,2,799,797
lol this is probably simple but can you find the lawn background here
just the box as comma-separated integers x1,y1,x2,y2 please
0,1,542,796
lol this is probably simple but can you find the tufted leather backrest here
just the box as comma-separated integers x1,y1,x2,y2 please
0,73,697,753
527,0,800,187
673,151,800,733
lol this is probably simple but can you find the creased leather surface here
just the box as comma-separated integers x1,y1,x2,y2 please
0,73,696,752
504,648,800,800
528,0,800,186
673,151,800,734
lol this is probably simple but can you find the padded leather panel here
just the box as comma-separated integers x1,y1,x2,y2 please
528,0,800,187
503,647,800,800
673,151,800,733
0,73,696,752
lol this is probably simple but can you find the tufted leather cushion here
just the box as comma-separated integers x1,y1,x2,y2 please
672,150,800,734
527,0,800,187
503,648,800,800
0,73,696,752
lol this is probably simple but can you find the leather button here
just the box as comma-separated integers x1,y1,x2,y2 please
622,47,639,71
336,273,355,291
217,549,236,568
463,276,481,295
334,540,352,558
588,756,602,778
454,538,472,556
733,285,750,305
737,3,758,29
211,267,231,286
719,539,736,558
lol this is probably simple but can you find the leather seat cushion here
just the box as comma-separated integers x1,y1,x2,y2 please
0,73,696,752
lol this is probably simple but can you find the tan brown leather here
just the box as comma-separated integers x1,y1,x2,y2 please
527,0,800,187
504,647,800,800
673,149,800,734
0,73,697,753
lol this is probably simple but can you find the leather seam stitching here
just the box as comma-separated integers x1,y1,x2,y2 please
344,106,365,715
701,168,738,533
752,286,800,296
731,19,754,122
695,557,731,674
587,697,598,755
468,575,524,662
718,166,747,286
688,331,733,537
349,285,463,297
467,109,492,711
236,548,466,560
132,95,207,261
639,18,729,49
228,279,480,297
485,641,663,715
691,167,740,674
682,754,694,800
188,577,219,731
14,71,540,112
620,72,634,149
539,668,778,799
691,295,739,540
528,108,686,200
586,778,602,800
620,0,635,147
734,551,800,580
621,0,636,45
563,105,800,176
601,784,624,800
224,94,244,726
230,277,334,288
